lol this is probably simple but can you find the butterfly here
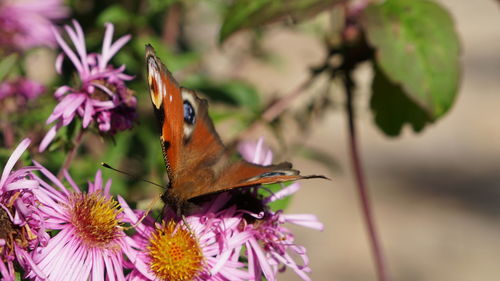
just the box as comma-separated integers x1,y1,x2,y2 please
145,44,326,216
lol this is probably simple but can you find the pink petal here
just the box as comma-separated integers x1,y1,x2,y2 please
265,183,300,203
91,169,103,193
104,34,131,66
99,23,114,69
70,19,89,75
39,125,58,152
0,138,30,188
249,239,275,281
55,53,65,74
63,170,81,193
103,179,112,196
62,94,85,119
47,94,78,124
54,85,72,98
82,99,93,128
52,26,83,74
271,251,311,281
282,214,324,231
6,179,38,191
33,160,70,196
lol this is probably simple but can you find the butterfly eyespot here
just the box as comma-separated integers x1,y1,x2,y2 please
183,100,196,124
260,172,286,178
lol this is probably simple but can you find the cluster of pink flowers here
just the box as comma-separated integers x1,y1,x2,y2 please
0,78,45,106
1,138,322,281
0,7,321,279
40,20,137,151
0,0,68,52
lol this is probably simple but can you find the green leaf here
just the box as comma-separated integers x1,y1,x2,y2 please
0,53,18,81
97,5,132,27
183,75,261,112
370,65,432,136
260,182,293,211
361,0,460,120
294,145,341,173
219,0,342,43
133,36,199,72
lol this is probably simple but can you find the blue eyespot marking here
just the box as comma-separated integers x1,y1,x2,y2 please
183,101,195,124
260,172,286,178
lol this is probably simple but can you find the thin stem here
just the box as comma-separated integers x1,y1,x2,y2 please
163,2,182,47
1,121,14,148
57,128,85,180
343,73,389,281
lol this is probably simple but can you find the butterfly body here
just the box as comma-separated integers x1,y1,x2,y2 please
145,44,325,215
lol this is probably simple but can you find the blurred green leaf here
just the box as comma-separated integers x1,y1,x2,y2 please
294,145,340,173
370,66,432,136
362,0,460,122
0,148,11,166
133,36,199,72
208,110,248,124
0,53,18,81
183,75,261,112
147,0,178,14
260,182,293,211
219,0,342,43
97,5,132,27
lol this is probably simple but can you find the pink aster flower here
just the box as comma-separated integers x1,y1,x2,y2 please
237,138,323,281
121,193,254,281
0,0,68,51
0,78,45,109
0,139,47,281
26,166,137,281
40,20,136,152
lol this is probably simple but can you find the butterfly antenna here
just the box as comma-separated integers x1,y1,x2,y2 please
181,214,194,234
125,194,162,230
101,162,164,189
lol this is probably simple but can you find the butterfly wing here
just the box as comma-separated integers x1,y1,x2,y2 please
146,45,184,183
146,45,225,194
145,44,325,208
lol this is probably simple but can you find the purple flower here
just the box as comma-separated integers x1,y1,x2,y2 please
0,139,46,281
26,167,137,281
237,138,323,281
40,20,136,152
121,193,253,281
0,78,45,110
0,0,68,51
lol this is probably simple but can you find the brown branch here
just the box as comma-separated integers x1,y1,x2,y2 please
343,73,389,281
162,2,182,47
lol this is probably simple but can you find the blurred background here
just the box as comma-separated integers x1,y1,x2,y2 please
1,0,499,280
288,0,500,280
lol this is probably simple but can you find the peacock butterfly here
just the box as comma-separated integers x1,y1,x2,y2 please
145,44,325,216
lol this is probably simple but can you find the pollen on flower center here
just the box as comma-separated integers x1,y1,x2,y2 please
147,221,204,281
68,192,122,248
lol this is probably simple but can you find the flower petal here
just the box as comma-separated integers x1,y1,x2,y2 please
39,125,58,152
52,26,83,74
0,138,30,188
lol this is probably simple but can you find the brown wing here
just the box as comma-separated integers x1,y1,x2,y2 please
145,44,325,209
146,44,184,182
178,159,326,200
168,88,326,201
145,45,225,199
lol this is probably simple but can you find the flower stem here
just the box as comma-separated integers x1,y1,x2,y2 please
343,73,389,281
1,121,14,148
57,128,85,180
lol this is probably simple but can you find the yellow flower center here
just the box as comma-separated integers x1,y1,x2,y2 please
69,192,122,248
147,221,204,281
